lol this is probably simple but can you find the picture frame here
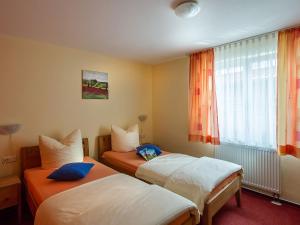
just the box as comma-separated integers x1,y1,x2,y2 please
82,70,109,99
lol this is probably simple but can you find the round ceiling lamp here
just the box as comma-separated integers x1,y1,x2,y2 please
175,1,201,18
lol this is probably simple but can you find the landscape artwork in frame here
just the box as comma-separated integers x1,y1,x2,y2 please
82,70,109,99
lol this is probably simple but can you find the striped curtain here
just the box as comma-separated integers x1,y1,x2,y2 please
277,28,300,158
188,49,220,144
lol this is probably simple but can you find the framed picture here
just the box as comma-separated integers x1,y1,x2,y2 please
82,70,109,99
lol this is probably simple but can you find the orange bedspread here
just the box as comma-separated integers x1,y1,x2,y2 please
24,157,117,206
102,150,169,175
102,150,241,200
25,156,194,225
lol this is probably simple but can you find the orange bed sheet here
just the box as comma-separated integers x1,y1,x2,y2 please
102,150,169,175
102,150,241,200
24,156,194,225
24,157,117,206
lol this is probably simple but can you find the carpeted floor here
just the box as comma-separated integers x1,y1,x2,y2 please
213,190,300,225
1,189,299,225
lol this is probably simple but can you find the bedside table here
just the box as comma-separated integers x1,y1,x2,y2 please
0,176,21,224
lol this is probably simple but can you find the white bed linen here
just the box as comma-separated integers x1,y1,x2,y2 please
136,154,242,214
34,174,199,225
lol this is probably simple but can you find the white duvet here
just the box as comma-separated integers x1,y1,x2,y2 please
35,174,199,225
136,154,242,214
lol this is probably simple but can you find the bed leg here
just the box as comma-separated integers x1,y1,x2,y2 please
202,208,212,225
202,215,212,225
235,188,241,207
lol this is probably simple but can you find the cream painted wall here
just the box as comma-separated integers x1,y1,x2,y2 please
0,35,153,177
152,57,300,204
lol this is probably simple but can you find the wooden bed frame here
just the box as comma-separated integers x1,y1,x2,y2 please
20,137,196,225
20,138,89,216
98,135,242,225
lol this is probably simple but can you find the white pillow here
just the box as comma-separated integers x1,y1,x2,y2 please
111,124,140,152
39,129,84,169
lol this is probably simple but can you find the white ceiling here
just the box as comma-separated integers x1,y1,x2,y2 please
1,0,300,64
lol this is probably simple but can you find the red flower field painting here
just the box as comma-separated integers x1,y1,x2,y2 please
82,70,108,99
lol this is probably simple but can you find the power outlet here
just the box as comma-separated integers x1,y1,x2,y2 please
1,155,17,165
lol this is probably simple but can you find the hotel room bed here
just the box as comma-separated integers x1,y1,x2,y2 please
98,135,243,225
23,157,117,207
20,138,199,225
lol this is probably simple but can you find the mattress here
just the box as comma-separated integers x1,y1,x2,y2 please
24,157,117,206
102,150,241,200
24,156,194,225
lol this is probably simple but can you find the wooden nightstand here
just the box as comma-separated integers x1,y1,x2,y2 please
0,176,21,224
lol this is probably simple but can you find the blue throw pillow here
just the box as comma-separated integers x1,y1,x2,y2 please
136,144,162,161
47,162,94,181
137,144,162,155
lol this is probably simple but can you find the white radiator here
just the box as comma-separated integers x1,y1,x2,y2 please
215,143,280,194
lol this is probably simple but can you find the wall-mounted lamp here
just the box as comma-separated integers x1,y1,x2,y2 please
138,115,147,144
0,124,22,135
0,124,22,165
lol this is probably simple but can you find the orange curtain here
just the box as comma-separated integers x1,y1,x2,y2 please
188,49,220,144
277,28,300,158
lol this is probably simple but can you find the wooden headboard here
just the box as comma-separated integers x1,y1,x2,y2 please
98,135,111,159
20,138,89,175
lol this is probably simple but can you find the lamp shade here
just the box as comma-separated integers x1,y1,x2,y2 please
138,115,147,122
0,124,22,135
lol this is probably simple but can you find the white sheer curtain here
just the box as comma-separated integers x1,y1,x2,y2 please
215,32,278,149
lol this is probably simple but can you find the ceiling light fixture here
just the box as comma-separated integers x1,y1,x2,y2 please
175,1,201,18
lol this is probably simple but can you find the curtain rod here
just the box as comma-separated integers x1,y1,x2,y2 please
186,24,300,56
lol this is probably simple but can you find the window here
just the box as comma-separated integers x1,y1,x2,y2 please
215,32,278,149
